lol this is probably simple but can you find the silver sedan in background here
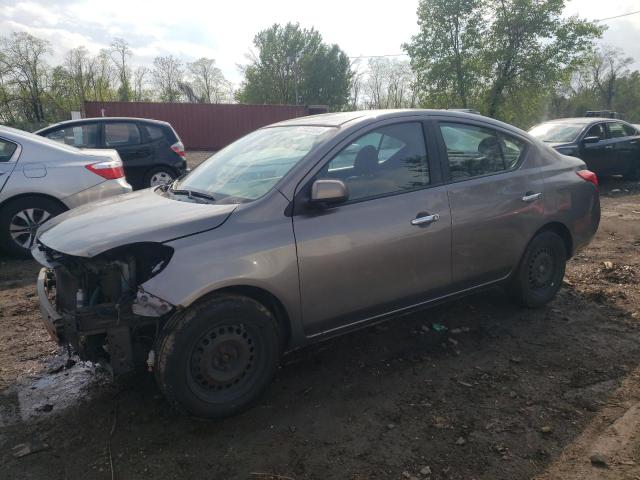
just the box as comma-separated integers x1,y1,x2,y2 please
0,125,132,256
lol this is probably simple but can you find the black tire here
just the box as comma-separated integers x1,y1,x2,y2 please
144,166,176,188
509,231,567,308
624,160,640,181
155,294,283,418
0,196,66,258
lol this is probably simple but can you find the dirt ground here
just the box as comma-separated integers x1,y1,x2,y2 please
1,175,639,480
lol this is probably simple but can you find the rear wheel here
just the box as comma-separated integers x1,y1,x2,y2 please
155,294,283,418
0,196,65,258
144,166,176,188
509,231,567,308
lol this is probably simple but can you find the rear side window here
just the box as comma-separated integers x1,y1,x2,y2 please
105,123,141,146
145,125,166,141
622,123,637,137
608,122,627,139
0,138,18,162
317,122,430,201
45,124,98,148
439,123,526,180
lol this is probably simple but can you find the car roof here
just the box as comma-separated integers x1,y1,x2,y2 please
269,109,524,134
537,117,624,125
36,117,171,132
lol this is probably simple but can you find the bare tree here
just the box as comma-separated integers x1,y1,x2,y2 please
132,65,150,101
152,55,183,102
110,38,132,101
361,58,416,109
65,46,91,106
187,57,231,103
591,46,633,109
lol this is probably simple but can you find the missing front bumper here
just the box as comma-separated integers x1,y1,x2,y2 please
36,266,172,375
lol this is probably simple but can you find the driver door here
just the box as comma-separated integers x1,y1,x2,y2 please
293,121,452,336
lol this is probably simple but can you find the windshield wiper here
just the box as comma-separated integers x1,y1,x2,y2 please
169,188,216,202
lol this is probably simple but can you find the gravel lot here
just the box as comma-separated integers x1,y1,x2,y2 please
0,177,639,480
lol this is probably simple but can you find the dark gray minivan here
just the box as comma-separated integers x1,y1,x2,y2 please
32,110,600,418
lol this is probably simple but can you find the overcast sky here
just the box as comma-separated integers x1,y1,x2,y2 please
1,0,639,86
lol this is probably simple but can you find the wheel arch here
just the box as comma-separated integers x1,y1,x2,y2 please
533,221,573,259
0,192,69,213
190,285,292,350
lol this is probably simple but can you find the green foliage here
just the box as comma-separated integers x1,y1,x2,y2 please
404,0,485,109
406,0,604,127
236,23,352,110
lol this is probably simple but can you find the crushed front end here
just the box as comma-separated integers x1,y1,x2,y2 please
33,241,175,375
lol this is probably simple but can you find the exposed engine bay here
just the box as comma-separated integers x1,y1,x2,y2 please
34,242,175,375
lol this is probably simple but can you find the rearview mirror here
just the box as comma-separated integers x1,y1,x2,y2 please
582,136,600,144
310,179,348,205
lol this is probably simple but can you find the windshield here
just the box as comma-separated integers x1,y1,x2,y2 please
174,125,335,203
528,123,585,143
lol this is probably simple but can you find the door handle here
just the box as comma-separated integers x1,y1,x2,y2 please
411,213,440,226
604,145,614,149
522,192,542,203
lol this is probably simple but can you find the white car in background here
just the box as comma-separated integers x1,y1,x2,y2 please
0,125,132,257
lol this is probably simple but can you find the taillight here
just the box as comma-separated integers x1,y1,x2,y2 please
576,169,598,188
85,159,125,180
171,141,186,159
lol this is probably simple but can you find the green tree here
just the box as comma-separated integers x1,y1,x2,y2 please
483,0,603,118
405,0,485,109
237,23,352,110
0,32,51,124
406,0,603,125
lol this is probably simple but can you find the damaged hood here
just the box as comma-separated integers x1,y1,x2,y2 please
38,188,237,257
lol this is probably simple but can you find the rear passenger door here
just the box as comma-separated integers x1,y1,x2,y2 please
102,121,153,187
435,120,545,288
607,122,639,175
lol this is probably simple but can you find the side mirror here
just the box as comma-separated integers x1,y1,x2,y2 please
310,179,348,206
582,136,600,144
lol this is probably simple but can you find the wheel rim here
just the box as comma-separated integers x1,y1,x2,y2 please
149,171,174,187
9,208,51,249
528,247,555,289
188,324,256,394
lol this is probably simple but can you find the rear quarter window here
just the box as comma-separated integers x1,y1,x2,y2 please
145,125,167,141
0,138,18,162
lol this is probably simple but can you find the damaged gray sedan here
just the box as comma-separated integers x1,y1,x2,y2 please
32,110,600,418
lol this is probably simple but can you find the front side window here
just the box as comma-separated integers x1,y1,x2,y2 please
317,122,430,202
585,123,606,140
176,125,335,203
440,123,526,180
46,124,98,148
0,139,18,162
105,123,141,146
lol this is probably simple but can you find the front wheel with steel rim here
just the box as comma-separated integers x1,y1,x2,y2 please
0,196,65,257
145,166,176,188
509,231,567,308
155,294,283,418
